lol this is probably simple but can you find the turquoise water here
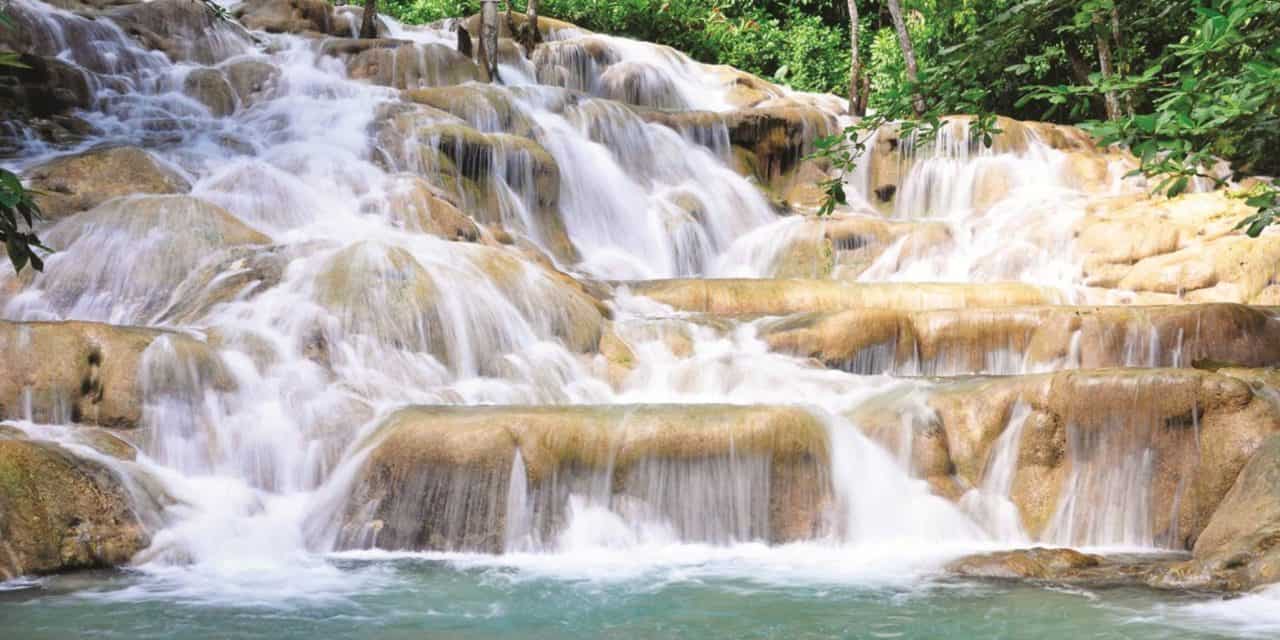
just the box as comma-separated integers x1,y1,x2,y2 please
2,553,1275,639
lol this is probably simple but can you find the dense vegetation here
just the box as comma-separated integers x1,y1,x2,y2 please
383,1,1279,230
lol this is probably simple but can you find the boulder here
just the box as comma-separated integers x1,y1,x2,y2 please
25,147,190,221
220,59,281,107
0,436,149,579
760,303,1280,375
1078,191,1280,303
852,369,1280,549
336,41,481,90
338,404,831,551
384,174,482,241
945,547,1102,580
108,0,253,64
1151,435,1280,591
16,195,270,323
232,0,336,35
375,106,576,263
0,320,231,429
182,67,237,117
625,279,1063,316
642,106,838,194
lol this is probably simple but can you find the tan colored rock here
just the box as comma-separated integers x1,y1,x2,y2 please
626,279,1062,316
1151,436,1280,591
946,547,1102,580
108,0,253,64
375,108,576,263
1077,191,1280,303
338,404,832,551
385,175,482,242
25,147,190,221
232,0,336,35
0,320,231,429
851,369,1280,549
334,41,481,90
221,59,280,107
760,303,1280,375
183,68,237,117
642,106,838,197
0,437,149,579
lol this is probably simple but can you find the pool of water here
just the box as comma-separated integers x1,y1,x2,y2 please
3,549,1277,639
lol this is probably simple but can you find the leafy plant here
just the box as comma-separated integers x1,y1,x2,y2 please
1,5,49,272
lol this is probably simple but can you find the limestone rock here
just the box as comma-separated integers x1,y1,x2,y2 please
338,404,831,551
221,59,281,107
760,303,1280,375
109,0,253,64
384,175,482,241
853,369,1280,548
232,0,336,35
182,68,237,117
0,437,149,579
1150,435,1280,591
626,279,1062,316
24,147,190,221
1078,191,1280,303
337,41,481,89
946,547,1102,580
0,320,231,429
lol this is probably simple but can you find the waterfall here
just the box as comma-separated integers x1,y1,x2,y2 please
0,0,1235,604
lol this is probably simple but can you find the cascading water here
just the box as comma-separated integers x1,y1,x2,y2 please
2,1,1276,636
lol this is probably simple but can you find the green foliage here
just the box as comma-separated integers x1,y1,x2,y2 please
0,6,49,273
0,169,48,274
1022,0,1280,233
378,1,859,95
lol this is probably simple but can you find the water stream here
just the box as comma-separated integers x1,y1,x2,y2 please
0,1,1275,636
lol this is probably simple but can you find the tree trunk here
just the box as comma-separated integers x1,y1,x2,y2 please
1093,13,1121,121
885,0,924,117
359,0,378,39
1110,3,1133,115
846,0,863,116
526,0,542,50
479,0,500,83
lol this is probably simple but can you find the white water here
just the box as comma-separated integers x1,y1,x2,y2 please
1,0,1269,628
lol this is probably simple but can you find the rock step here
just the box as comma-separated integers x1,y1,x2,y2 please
338,404,831,552
621,279,1067,315
757,302,1280,376
0,320,231,429
850,367,1280,550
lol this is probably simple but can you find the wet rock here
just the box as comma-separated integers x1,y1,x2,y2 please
626,279,1062,316
182,67,237,117
384,175,482,241
642,106,838,194
155,243,301,324
0,54,93,117
18,195,271,322
220,59,281,107
759,303,1280,375
24,146,190,221
0,320,230,429
854,369,1280,549
0,437,149,579
109,0,254,64
341,41,481,90
338,404,831,552
333,5,390,38
375,106,576,263
946,547,1102,580
232,0,337,35
1150,435,1280,591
